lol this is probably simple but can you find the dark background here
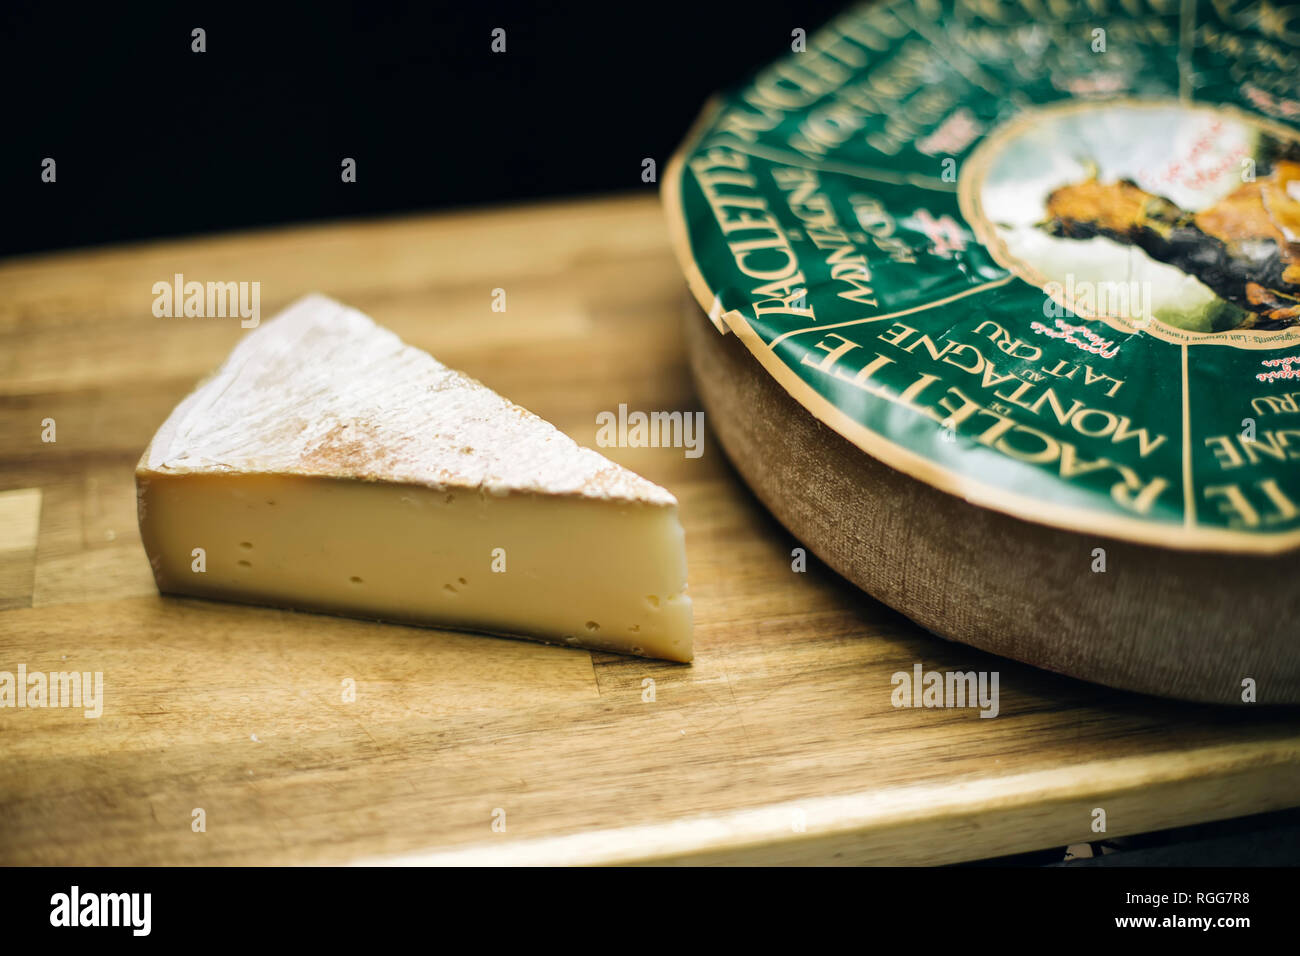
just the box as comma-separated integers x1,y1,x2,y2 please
1,1,844,258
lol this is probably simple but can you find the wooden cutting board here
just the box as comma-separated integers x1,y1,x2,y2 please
2,195,1298,866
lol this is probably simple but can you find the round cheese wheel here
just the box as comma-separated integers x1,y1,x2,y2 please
685,296,1299,704
665,1,1300,703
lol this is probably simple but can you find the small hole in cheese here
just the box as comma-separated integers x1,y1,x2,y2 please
350,576,363,584
585,621,599,631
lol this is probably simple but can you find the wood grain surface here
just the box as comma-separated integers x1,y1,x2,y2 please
2,195,1298,866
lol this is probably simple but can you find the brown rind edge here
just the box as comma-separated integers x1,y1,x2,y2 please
684,295,1299,706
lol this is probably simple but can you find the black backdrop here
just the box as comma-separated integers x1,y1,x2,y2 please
1,1,844,257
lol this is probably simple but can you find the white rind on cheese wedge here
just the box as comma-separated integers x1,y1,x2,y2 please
136,294,692,662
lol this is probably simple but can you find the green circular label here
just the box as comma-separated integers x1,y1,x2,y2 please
666,0,1300,552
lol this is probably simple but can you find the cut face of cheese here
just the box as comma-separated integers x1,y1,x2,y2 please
136,294,692,662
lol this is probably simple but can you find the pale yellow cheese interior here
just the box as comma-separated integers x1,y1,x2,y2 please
138,473,692,661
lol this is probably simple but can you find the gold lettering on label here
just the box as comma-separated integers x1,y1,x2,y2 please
993,379,1036,407
1082,365,1123,397
754,292,816,323
878,322,915,347
1238,430,1293,466
974,409,1018,446
1072,408,1120,438
1258,479,1299,523
1204,483,1260,527
899,373,941,404
801,334,860,373
847,353,897,387
715,102,784,143
942,343,985,374
938,387,983,427
1205,435,1245,470
1029,388,1084,427
690,147,749,177
1041,359,1078,380
1278,429,1300,457
1111,416,1165,456
1058,444,1113,478
995,423,1059,464
809,31,870,70
1250,393,1300,416
751,60,831,111
902,334,957,362
974,321,1042,362
1112,476,1169,515
750,274,809,301
978,363,1021,391
717,204,779,234
728,237,798,283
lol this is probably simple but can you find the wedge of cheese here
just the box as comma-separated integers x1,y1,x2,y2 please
135,294,692,661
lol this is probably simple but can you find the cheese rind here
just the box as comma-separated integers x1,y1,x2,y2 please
136,295,692,661
140,294,673,504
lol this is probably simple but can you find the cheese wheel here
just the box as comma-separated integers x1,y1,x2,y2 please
685,296,1299,704
665,0,1300,704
